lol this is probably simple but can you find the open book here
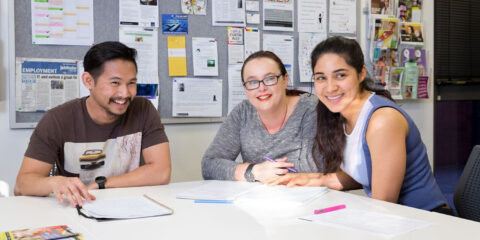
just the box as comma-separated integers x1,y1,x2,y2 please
177,180,328,206
77,195,173,221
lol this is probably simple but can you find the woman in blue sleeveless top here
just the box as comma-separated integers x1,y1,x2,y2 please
267,36,449,212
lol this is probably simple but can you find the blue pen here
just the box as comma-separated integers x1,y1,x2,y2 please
194,200,233,204
263,156,297,173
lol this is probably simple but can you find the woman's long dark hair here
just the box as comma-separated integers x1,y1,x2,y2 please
242,51,307,96
310,36,393,173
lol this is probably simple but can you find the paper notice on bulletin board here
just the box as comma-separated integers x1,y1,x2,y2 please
31,0,94,45
16,58,80,112
172,78,223,117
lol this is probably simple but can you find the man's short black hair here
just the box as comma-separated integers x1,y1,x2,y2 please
83,41,137,80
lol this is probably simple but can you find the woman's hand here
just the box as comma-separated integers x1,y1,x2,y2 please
251,157,294,182
264,173,320,187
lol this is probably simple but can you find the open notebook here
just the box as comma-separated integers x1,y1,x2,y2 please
77,195,173,221
177,180,328,205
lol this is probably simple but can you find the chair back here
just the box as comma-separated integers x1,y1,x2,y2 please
0,180,9,197
454,145,480,222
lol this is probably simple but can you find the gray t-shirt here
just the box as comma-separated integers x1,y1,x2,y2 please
202,94,321,180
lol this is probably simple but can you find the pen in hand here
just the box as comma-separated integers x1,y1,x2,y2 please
263,156,297,173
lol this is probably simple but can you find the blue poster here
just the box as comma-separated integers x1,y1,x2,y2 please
162,14,188,34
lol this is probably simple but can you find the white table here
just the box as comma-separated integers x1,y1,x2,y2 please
1,181,479,240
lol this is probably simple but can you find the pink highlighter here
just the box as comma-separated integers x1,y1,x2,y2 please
314,204,346,214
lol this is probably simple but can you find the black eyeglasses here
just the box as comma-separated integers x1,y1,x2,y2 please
243,74,282,90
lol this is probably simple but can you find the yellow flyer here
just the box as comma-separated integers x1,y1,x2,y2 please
167,36,187,76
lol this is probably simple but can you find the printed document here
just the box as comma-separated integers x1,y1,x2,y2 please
167,36,187,76
329,0,356,34
246,13,260,25
31,0,94,46
299,33,327,82
263,0,294,32
16,58,79,112
244,28,260,59
119,27,158,84
297,0,327,33
246,0,260,12
119,0,159,27
181,0,207,15
172,78,223,117
228,64,247,113
192,38,219,76
263,34,295,85
228,27,245,65
212,0,246,27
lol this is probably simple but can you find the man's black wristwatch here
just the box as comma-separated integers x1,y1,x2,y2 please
244,163,256,182
95,176,107,189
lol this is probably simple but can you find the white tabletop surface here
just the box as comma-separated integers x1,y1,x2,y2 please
1,181,479,240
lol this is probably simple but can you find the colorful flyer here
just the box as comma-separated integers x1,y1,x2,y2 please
374,18,399,49
181,0,207,15
400,48,426,76
403,62,419,99
400,22,424,44
0,225,81,240
162,14,188,34
417,76,429,99
388,67,404,100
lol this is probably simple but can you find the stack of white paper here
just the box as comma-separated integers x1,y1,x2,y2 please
177,180,328,206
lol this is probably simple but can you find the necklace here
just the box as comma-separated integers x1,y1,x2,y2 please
259,101,288,133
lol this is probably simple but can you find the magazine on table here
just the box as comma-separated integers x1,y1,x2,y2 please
0,225,82,240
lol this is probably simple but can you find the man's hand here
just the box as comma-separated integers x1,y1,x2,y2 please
252,157,294,182
48,176,96,207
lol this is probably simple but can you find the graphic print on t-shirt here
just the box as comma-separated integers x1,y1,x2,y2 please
63,132,142,185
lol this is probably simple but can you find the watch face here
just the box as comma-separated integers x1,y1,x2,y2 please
95,176,106,189
95,176,106,182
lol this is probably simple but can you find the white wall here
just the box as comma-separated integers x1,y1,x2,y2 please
0,0,434,196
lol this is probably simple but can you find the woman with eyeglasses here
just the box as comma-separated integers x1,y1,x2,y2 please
202,51,321,182
266,37,449,212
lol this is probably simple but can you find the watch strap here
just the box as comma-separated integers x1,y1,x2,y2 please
244,163,256,182
97,181,105,189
